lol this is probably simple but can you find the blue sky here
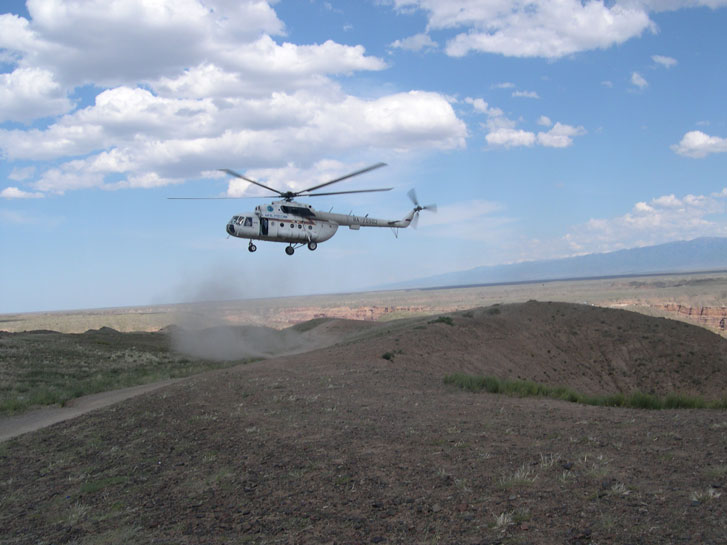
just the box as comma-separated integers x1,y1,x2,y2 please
1,0,726,313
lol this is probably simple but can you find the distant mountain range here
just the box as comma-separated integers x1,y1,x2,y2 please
381,237,727,290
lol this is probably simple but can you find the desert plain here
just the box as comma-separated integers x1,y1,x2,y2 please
1,272,727,544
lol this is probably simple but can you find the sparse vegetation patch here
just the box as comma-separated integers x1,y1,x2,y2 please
381,349,403,361
443,373,727,410
428,316,454,326
0,330,254,415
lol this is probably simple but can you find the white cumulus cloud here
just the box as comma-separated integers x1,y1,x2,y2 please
512,90,540,99
393,0,656,58
652,54,677,68
486,128,536,147
0,67,72,122
0,0,467,195
671,130,727,158
468,96,585,149
631,71,648,88
564,188,727,253
2,0,285,87
1,89,465,195
0,187,44,199
464,97,503,117
8,166,36,181
392,0,727,59
390,33,438,52
537,115,553,127
537,122,587,148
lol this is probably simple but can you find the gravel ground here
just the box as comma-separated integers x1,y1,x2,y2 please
1,302,726,544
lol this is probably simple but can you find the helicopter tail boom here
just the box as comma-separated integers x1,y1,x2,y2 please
313,210,414,229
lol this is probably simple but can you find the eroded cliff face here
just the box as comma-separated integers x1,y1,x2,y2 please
206,299,727,337
3,272,725,335
258,305,449,328
607,302,726,336
263,302,727,337
656,304,727,333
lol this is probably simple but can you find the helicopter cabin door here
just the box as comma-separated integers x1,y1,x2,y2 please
260,217,269,236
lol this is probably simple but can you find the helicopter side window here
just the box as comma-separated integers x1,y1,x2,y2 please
244,217,253,227
280,205,315,218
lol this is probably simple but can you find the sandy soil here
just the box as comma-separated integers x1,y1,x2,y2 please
1,302,726,544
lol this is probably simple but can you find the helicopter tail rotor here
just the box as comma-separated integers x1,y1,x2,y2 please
407,189,437,228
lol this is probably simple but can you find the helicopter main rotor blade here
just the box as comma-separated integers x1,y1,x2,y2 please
219,168,284,197
300,187,393,197
167,196,268,200
300,162,387,194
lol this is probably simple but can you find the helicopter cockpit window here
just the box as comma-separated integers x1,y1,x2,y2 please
244,217,253,227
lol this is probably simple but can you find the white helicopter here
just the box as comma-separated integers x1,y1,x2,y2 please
173,163,436,255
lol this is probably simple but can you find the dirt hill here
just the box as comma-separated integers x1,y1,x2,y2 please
352,301,727,400
2,302,726,544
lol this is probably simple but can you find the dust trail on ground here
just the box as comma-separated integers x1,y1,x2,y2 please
170,321,312,361
166,270,313,361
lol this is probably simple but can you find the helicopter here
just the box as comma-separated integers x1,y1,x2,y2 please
173,162,436,255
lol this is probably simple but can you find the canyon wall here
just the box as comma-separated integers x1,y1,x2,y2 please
656,304,727,333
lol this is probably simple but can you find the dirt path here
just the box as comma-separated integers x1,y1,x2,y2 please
0,320,367,444
0,378,183,442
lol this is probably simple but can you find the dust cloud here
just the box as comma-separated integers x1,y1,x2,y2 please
165,265,314,361
170,321,313,361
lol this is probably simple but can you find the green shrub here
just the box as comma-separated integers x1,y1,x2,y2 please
627,391,662,410
428,316,454,326
443,373,725,411
663,394,707,409
444,373,485,392
483,376,501,393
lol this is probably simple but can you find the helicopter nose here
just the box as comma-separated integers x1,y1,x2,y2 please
226,223,235,236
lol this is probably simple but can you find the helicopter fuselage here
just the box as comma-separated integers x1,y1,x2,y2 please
226,199,415,249
226,200,336,245
210,162,433,255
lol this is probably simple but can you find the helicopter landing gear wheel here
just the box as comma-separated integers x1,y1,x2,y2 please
307,241,317,251
285,245,295,256
248,242,257,253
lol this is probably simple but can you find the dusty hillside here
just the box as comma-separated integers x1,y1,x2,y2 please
169,300,727,400
1,303,726,544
